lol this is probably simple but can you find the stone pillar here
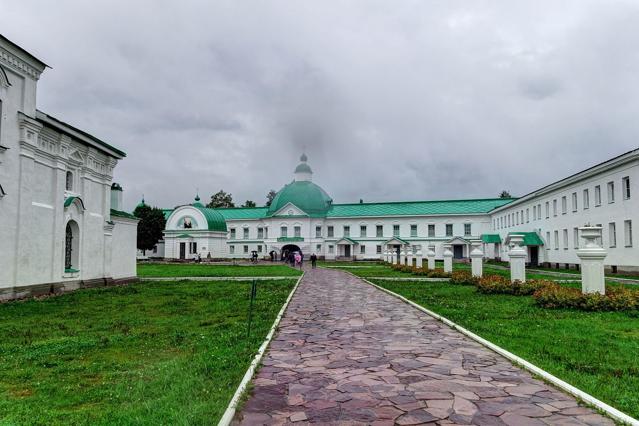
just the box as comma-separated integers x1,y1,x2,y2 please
470,240,484,278
508,235,527,282
400,249,406,265
427,245,436,270
407,249,413,267
392,250,398,265
577,226,607,295
443,244,453,273
415,249,423,268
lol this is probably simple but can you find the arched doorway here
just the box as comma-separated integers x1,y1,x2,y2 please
64,220,80,271
280,244,301,261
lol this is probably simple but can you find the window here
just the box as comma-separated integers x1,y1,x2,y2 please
609,223,616,248
446,224,453,236
327,226,334,237
561,196,567,214
376,225,383,237
328,245,334,254
230,228,236,239
622,176,631,199
428,224,435,237
243,228,249,239
595,185,601,206
316,244,321,252
64,222,74,269
573,227,579,248
258,245,263,253
464,223,471,236
515,212,519,225
537,203,541,219
533,205,536,220
526,208,529,223
343,225,350,237
545,202,550,218
229,245,235,254
553,199,558,216
264,227,269,239
607,181,615,203
360,225,367,237
624,220,633,247
257,227,264,239
315,226,322,238
583,189,589,209
189,242,197,253
393,224,400,236
571,192,577,212
376,245,382,254
410,224,417,237
554,230,559,250
360,245,365,254
244,245,249,254
596,223,603,246
294,226,301,237
563,229,568,249
281,226,288,238
546,231,551,250
65,171,73,191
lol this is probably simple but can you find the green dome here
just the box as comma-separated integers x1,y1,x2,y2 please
267,180,333,217
193,206,227,232
294,163,313,174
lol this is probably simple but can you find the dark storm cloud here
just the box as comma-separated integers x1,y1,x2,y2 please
2,0,639,210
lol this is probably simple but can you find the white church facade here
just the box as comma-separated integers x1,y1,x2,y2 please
163,150,638,272
0,35,138,300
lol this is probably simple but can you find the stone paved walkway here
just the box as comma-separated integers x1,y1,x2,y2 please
236,268,613,425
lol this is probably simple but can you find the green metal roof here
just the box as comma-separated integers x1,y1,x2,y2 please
162,209,174,220
111,209,137,219
267,180,333,217
509,232,544,246
64,196,86,210
216,207,269,220
193,206,227,232
327,198,515,217
481,234,502,244
336,237,358,245
277,237,304,242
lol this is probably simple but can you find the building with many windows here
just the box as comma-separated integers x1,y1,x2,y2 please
163,150,637,271
0,35,138,300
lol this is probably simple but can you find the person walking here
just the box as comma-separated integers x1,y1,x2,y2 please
310,253,317,269
294,252,302,270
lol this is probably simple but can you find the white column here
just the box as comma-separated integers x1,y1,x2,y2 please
443,244,453,273
427,245,436,270
400,249,406,265
407,249,413,267
415,249,423,268
392,249,398,265
577,226,607,295
470,240,484,278
508,235,526,282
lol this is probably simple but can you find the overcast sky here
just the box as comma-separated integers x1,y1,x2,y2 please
2,1,639,210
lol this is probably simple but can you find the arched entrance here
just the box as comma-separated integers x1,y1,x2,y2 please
280,244,301,261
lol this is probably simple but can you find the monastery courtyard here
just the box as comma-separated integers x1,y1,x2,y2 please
236,267,611,426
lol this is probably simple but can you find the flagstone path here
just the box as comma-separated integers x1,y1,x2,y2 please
235,267,613,425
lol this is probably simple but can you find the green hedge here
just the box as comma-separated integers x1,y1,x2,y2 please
534,283,639,311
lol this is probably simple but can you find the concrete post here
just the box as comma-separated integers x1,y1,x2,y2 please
392,249,398,265
415,249,423,268
427,245,436,270
407,249,413,267
577,226,607,295
470,240,484,277
400,249,406,265
443,244,453,273
508,234,527,282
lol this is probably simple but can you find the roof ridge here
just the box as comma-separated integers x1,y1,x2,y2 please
331,197,517,207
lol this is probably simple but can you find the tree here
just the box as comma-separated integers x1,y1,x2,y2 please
499,190,512,198
242,200,256,208
265,189,277,207
133,204,166,255
207,190,235,208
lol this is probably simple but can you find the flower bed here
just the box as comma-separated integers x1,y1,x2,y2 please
449,270,479,286
534,283,639,311
390,264,451,278
476,275,552,296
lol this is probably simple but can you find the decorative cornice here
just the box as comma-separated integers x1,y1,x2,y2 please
0,46,43,80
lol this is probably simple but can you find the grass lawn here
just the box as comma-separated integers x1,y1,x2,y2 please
370,279,639,419
0,278,297,425
137,263,302,278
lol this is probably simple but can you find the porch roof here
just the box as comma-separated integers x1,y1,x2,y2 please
507,232,544,246
384,236,410,245
335,237,358,245
481,234,502,244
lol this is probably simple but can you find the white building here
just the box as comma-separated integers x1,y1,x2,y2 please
0,35,138,300
164,150,638,272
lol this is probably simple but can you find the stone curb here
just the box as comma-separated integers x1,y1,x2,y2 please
140,276,297,282
354,273,638,426
218,272,305,426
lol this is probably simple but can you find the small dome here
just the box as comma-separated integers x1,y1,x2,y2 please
267,180,332,217
294,162,313,174
300,153,308,162
192,194,204,208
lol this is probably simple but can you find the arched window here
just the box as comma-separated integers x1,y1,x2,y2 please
64,221,80,271
65,171,73,191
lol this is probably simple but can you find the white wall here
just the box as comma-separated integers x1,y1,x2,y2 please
111,217,138,279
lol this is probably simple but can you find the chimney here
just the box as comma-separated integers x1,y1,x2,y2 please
111,182,123,211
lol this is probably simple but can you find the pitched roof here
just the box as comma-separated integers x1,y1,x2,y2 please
327,198,515,218
216,207,269,220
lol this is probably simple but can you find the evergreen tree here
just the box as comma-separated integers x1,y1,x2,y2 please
499,190,512,198
133,205,166,255
265,189,277,207
242,200,257,207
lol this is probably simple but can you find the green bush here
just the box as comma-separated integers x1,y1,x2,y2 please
476,275,552,296
449,270,479,286
534,283,639,311
389,263,451,278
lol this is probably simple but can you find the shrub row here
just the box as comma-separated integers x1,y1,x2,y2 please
533,283,639,311
390,264,452,278
476,275,553,296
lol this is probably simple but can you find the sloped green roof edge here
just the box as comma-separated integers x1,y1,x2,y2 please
509,232,544,246
64,196,86,210
111,209,137,219
481,234,502,243
193,206,228,232
328,198,516,217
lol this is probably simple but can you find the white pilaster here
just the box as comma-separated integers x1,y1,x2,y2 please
427,245,436,270
577,226,607,295
508,235,527,282
443,244,453,273
400,249,406,265
407,249,413,267
415,249,423,268
470,240,484,278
